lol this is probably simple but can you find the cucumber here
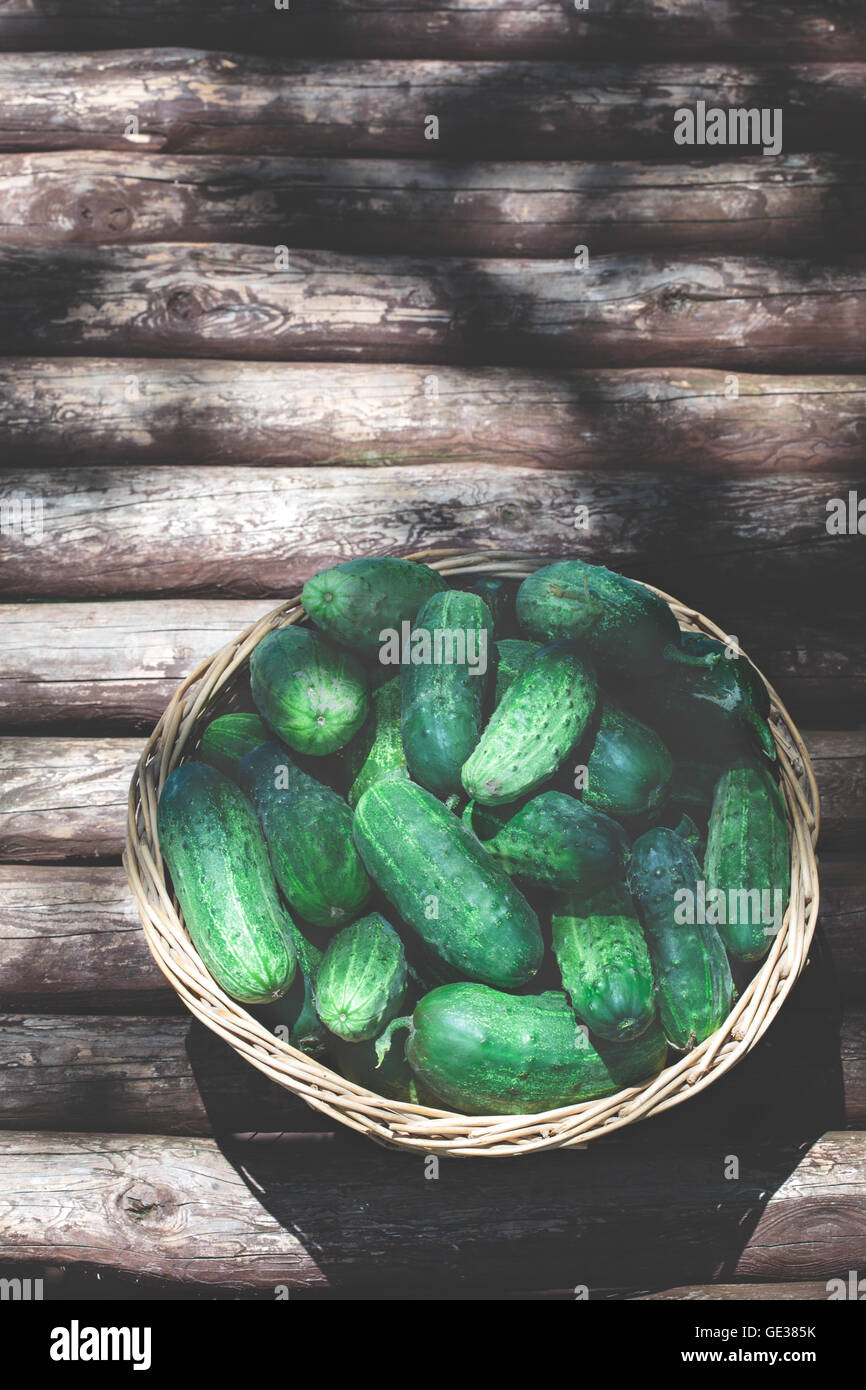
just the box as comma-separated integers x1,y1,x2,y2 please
406,985,668,1115
671,812,704,859
704,759,790,963
463,790,628,893
314,913,408,1042
493,638,541,706
200,713,270,778
636,633,776,761
516,560,679,675
668,757,722,811
302,557,448,660
462,643,597,806
345,677,409,809
401,589,494,797
250,625,369,756
552,884,656,1041
334,1016,425,1103
253,920,329,1057
156,762,296,1004
627,827,734,1051
353,780,544,989
583,701,673,819
239,741,370,930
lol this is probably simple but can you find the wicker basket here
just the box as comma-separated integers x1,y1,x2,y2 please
125,550,820,1157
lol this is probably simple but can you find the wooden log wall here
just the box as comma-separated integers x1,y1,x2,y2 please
0,0,864,1301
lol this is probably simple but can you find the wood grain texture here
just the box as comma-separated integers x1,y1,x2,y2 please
0,55,862,159
0,866,174,1011
1,465,864,607
1,2,864,61
2,362,866,474
0,599,864,730
0,1130,862,1290
0,731,861,862
3,152,864,256
3,245,866,369
2,863,862,1010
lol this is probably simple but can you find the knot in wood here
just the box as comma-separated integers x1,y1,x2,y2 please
166,288,203,321
117,1179,177,1226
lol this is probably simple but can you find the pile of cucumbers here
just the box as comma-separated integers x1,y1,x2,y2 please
157,556,790,1117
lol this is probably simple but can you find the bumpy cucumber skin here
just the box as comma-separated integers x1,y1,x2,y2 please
461,644,598,806
552,885,656,1041
353,781,544,989
200,713,270,778
302,557,448,659
157,762,297,1004
516,560,680,675
406,985,668,1115
464,790,628,893
239,742,370,930
493,638,541,706
628,828,733,1051
254,921,329,1057
401,590,494,797
637,634,775,761
314,913,408,1042
584,701,673,820
250,625,369,756
345,677,408,809
704,760,790,963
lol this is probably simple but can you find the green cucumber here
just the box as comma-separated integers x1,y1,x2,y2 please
704,759,790,963
156,762,296,1004
406,985,668,1115
314,913,408,1042
200,713,270,778
239,741,370,930
628,827,733,1051
302,557,448,659
250,625,369,756
583,701,672,819
668,757,722,811
401,589,494,798
493,638,541,706
637,633,776,761
462,643,597,805
552,884,656,1041
671,812,704,859
516,560,679,675
353,780,544,989
254,921,329,1057
345,677,409,809
463,790,628,893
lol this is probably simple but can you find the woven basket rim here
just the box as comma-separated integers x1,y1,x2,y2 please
124,549,820,1156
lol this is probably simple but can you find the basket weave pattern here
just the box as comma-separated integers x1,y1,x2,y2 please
125,551,820,1156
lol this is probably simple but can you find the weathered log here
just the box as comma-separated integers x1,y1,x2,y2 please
0,2,864,61
0,55,862,159
630,1282,837,1300
3,245,866,369
0,1130,862,1290
0,986,860,1135
1,464,863,607
0,599,864,731
0,730,860,862
3,152,864,256
0,866,172,1011
2,864,862,1010
1,361,865,475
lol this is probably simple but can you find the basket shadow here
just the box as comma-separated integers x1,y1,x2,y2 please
186,927,845,1299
